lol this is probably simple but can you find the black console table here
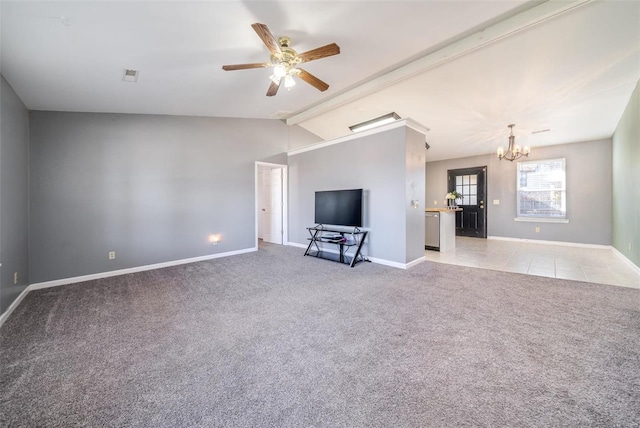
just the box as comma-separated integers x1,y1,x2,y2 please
304,226,368,267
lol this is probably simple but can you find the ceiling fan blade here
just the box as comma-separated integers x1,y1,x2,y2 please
297,68,329,92
297,43,340,63
266,79,281,97
251,23,282,56
222,63,270,71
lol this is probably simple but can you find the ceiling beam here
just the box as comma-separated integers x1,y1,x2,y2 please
285,0,593,126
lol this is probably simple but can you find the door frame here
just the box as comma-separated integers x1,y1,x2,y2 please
255,162,288,248
447,166,487,238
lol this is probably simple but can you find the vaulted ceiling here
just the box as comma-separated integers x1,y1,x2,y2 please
2,1,639,161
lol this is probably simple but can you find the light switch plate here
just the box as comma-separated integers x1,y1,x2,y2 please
493,199,500,205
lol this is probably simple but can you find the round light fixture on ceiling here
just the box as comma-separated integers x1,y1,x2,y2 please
273,64,287,78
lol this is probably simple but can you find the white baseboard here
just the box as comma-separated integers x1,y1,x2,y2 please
29,247,257,291
406,256,427,269
0,286,31,327
367,256,426,269
611,247,640,276
487,236,611,250
0,247,257,328
286,242,308,249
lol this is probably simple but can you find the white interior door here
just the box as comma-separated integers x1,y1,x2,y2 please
263,168,283,244
258,169,268,240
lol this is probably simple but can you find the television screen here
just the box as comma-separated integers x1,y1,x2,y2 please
315,189,363,227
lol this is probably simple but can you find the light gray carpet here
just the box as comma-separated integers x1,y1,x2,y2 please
1,243,639,427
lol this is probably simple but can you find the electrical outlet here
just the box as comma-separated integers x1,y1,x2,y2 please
535,227,540,233
108,251,116,260
13,272,18,284
434,200,438,205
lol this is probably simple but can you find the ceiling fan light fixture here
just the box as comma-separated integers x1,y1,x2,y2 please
349,112,401,133
273,64,287,78
222,22,339,97
284,75,296,88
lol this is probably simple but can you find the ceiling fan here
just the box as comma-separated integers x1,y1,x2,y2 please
222,23,340,97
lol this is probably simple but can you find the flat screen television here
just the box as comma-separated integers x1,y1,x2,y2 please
314,189,363,227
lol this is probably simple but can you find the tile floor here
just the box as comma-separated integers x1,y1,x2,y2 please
425,237,640,289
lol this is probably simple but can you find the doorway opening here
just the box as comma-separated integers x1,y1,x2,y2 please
255,162,287,248
447,166,487,238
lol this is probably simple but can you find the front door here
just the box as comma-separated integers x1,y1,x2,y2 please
448,166,487,238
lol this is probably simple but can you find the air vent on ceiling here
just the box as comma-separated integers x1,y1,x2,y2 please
123,69,139,82
532,128,551,134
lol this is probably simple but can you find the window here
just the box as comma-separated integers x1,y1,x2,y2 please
455,174,478,205
517,158,566,220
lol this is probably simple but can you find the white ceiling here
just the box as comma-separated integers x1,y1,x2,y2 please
2,1,639,161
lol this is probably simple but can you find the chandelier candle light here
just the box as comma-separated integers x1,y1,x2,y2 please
497,124,530,161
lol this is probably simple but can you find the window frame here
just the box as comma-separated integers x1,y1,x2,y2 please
515,157,568,222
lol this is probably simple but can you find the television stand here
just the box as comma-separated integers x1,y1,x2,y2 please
304,225,368,267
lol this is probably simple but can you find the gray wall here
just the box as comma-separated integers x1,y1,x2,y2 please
612,80,639,267
289,125,424,265
405,128,426,262
426,139,612,245
1,75,30,313
29,111,318,283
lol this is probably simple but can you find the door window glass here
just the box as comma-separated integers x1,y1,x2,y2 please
456,174,478,205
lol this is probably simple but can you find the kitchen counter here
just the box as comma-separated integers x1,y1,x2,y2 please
425,208,463,212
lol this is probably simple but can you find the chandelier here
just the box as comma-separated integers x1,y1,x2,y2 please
497,124,530,161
